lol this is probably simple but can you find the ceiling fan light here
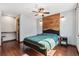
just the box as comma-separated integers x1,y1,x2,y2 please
38,8,45,12
38,13,43,16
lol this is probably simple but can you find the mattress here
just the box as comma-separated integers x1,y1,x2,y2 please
24,33,58,51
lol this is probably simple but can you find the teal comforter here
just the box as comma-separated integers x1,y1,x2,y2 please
24,33,58,51
39,38,56,51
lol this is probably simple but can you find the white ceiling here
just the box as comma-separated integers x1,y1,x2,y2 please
0,3,77,16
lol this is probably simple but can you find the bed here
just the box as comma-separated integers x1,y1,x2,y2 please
23,29,59,56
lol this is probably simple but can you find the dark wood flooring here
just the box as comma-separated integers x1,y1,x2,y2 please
0,40,79,56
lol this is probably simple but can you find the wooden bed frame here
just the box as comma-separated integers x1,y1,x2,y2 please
23,29,59,56
23,40,47,55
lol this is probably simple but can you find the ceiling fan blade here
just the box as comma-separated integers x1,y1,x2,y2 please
32,11,38,13
35,14,38,16
44,12,50,14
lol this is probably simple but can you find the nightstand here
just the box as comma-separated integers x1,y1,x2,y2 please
59,37,68,47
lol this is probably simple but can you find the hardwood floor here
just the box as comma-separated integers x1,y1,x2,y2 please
0,40,79,56
54,45,79,56
0,41,24,56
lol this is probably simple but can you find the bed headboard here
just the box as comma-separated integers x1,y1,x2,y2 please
43,29,59,35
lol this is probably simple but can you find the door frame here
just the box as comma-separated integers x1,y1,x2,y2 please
16,16,20,44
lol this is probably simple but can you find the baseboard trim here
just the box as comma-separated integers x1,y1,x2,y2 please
3,39,16,43
68,44,76,47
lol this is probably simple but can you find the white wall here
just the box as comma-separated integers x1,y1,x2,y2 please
75,4,79,52
1,16,16,41
1,16,16,32
60,9,76,45
36,17,43,34
20,14,37,41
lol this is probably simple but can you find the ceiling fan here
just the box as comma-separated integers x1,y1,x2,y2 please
32,8,50,16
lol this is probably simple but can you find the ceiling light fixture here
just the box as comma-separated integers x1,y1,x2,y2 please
32,4,50,16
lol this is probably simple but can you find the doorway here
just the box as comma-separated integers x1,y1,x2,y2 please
1,15,20,47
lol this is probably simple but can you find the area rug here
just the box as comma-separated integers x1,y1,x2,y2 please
47,50,56,56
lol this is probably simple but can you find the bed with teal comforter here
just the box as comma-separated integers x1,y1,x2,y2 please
23,33,59,55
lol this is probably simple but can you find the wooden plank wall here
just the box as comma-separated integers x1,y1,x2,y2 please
43,13,60,31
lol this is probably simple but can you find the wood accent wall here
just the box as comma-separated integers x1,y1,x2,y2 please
43,13,60,31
